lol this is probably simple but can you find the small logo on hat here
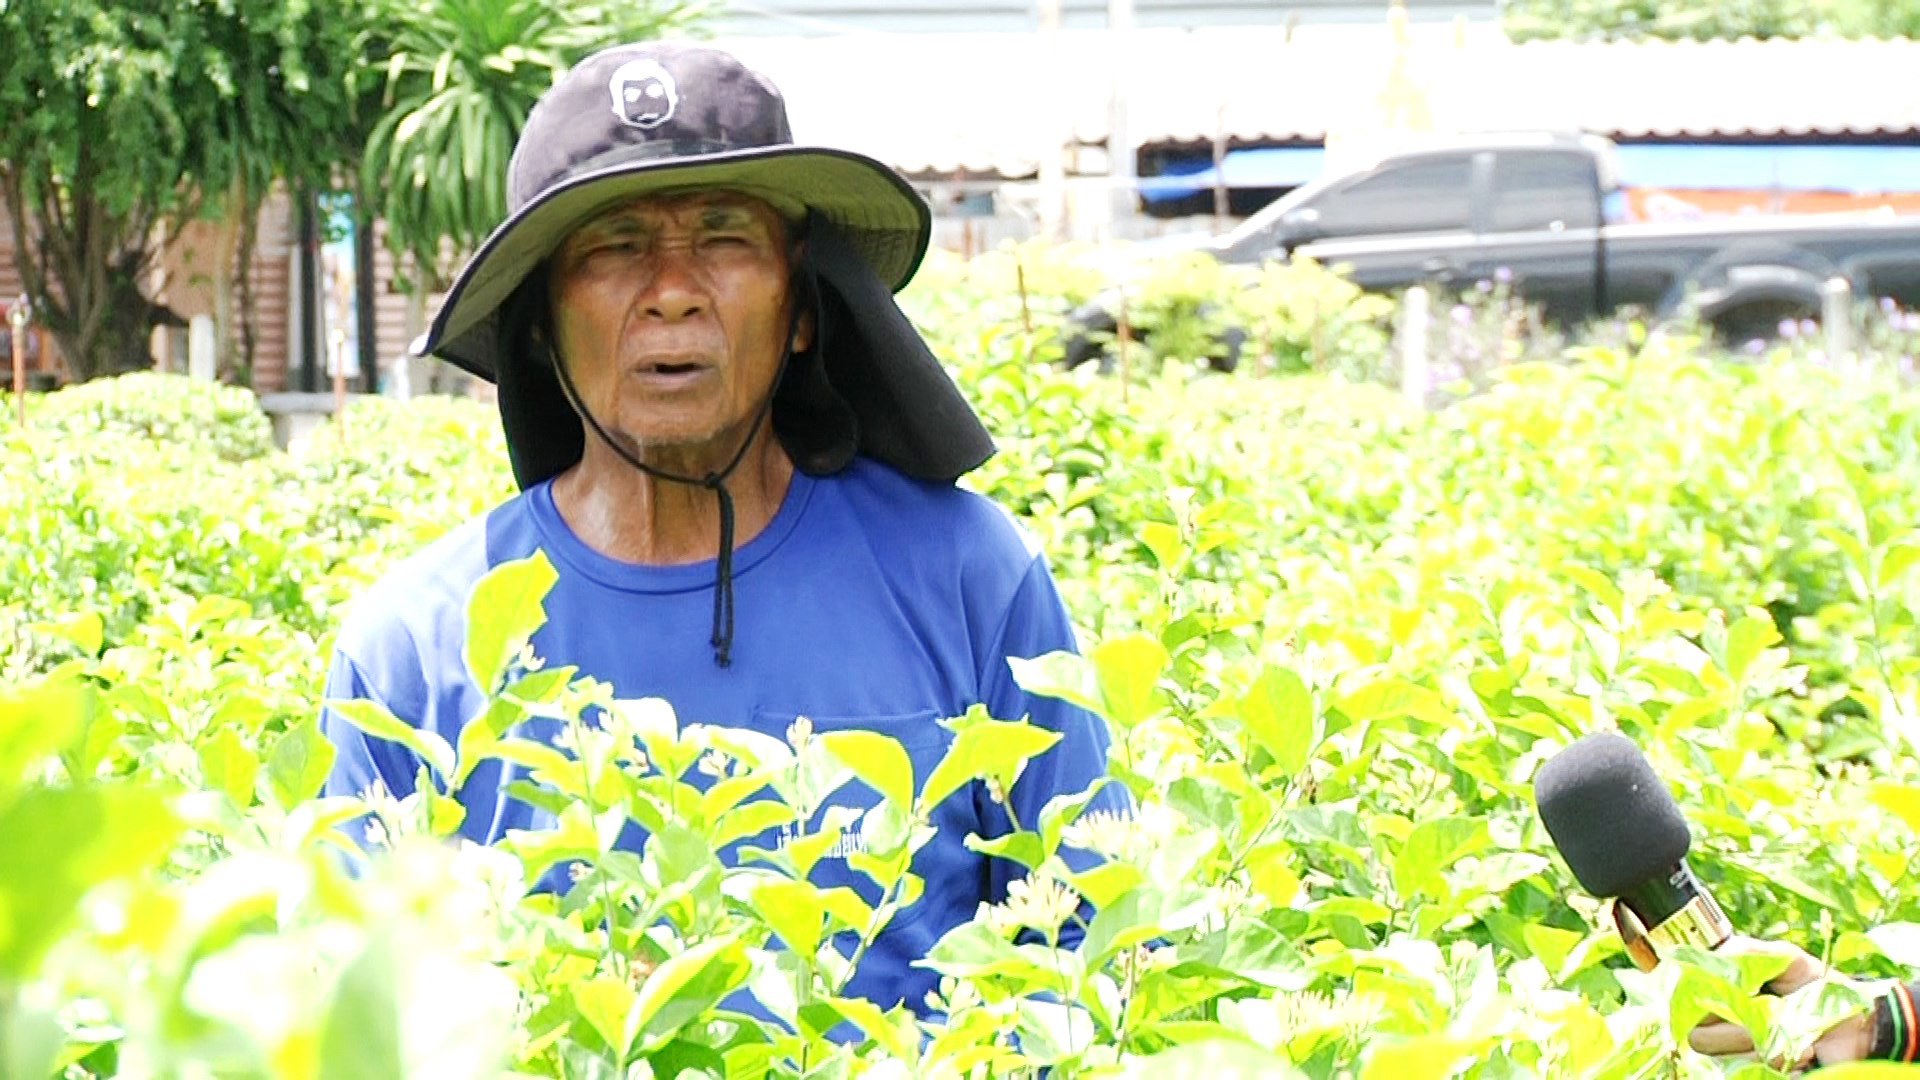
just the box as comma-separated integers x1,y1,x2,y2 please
609,58,678,129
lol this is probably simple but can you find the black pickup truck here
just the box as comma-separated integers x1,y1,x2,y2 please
1072,132,1920,360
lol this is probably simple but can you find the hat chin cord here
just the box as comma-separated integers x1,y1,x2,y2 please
548,239,821,669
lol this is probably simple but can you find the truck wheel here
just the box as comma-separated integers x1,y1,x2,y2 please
1708,293,1821,345
1061,301,1119,370
1661,243,1837,345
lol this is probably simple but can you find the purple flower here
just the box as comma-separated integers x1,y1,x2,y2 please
1881,296,1899,315
1800,318,1819,337
1476,278,1494,294
1494,266,1514,284
1779,318,1800,339
1452,304,1473,326
1744,338,1766,354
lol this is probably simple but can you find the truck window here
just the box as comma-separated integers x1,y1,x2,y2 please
1314,158,1471,236
1489,153,1601,233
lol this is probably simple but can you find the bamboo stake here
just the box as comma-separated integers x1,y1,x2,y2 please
1016,262,1034,337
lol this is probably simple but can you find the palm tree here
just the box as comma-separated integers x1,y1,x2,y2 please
360,0,704,389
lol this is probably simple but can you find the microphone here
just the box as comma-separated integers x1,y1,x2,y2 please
1533,731,1733,954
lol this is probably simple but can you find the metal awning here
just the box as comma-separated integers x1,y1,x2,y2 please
712,30,1920,180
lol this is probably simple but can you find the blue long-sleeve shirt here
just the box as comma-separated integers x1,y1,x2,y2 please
319,457,1122,1017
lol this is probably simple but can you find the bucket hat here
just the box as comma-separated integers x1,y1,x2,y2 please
415,40,995,491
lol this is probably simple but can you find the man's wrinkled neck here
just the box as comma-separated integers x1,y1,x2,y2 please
549,423,795,566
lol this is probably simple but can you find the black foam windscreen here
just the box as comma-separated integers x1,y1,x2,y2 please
1533,731,1693,898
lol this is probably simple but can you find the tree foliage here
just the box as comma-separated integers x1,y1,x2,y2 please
0,0,375,381
360,0,706,295
1502,0,1920,41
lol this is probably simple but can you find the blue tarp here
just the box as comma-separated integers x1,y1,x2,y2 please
1138,147,1326,201
1614,144,1920,194
1139,143,1920,202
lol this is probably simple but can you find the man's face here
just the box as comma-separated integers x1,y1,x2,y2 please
547,190,801,457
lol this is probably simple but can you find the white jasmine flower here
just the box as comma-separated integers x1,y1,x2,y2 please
1061,802,1185,861
786,715,814,751
1260,991,1384,1044
996,872,1079,936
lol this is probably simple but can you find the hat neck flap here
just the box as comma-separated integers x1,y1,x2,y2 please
497,218,994,492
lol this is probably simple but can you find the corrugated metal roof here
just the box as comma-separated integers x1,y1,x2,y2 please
712,30,1920,179
711,0,1493,36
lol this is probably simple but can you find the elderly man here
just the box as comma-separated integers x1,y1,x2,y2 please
319,42,1120,1017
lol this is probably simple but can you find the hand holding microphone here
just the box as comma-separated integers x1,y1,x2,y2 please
1532,730,1733,966
1531,731,1914,1067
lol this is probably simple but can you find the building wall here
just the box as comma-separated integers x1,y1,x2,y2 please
0,190,461,394
152,196,295,390
0,214,57,376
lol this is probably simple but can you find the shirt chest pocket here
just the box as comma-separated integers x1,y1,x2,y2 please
744,706,972,929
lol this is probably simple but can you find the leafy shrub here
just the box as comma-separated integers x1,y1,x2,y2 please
5,273,1920,1077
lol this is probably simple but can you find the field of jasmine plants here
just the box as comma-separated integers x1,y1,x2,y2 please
4,246,1920,1079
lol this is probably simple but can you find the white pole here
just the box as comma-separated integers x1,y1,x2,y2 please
1107,0,1136,239
1402,287,1431,407
1036,0,1066,242
1822,276,1853,370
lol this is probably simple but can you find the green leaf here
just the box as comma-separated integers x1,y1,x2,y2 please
0,785,181,978
714,799,797,849
1334,678,1455,729
816,886,875,933
822,995,917,1061
572,976,640,1061
483,737,576,780
1361,1035,1488,1080
463,552,558,694
197,726,259,808
1139,521,1186,569
30,611,104,657
1312,896,1393,926
1665,961,1771,1048
326,700,454,785
1869,784,1920,833
1723,614,1781,686
1391,816,1489,902
0,679,87,798
1121,1038,1297,1079
965,830,1044,871
1822,1064,1920,1079
1068,862,1145,910
1007,651,1105,716
266,721,336,813
1561,565,1623,611
1246,847,1302,908
919,720,1062,811
818,730,915,810
1093,635,1168,729
1881,539,1920,584
425,791,466,838
1521,923,1585,974
1238,665,1313,775
749,879,828,954
630,938,753,1051
1080,889,1160,965
501,802,601,884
